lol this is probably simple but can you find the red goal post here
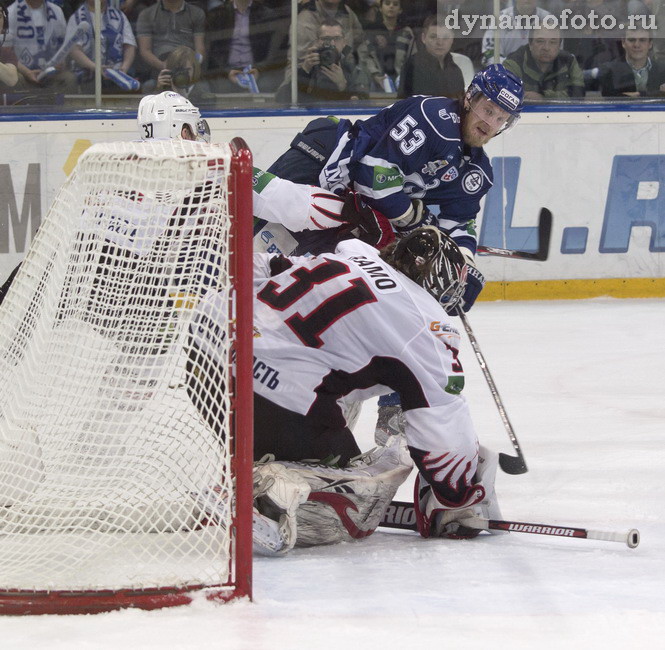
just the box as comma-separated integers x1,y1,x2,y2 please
0,137,254,614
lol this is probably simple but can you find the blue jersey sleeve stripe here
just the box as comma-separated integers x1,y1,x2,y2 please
354,181,404,200
420,97,462,143
359,155,405,175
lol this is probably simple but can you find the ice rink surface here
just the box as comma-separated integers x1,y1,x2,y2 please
1,298,663,650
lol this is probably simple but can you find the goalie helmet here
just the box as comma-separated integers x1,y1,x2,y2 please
466,64,524,134
391,227,468,312
137,91,211,143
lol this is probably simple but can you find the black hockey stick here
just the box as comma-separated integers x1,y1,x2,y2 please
454,211,553,474
477,208,552,261
457,307,528,474
380,501,640,548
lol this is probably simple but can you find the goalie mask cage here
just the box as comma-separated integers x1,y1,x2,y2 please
0,138,254,614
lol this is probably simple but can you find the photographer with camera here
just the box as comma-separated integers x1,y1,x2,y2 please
276,18,368,103
155,45,214,106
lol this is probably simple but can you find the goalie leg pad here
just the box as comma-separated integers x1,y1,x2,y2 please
252,508,289,556
252,461,312,556
278,436,413,547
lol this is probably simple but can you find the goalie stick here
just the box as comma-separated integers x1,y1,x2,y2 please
380,501,640,549
477,208,552,261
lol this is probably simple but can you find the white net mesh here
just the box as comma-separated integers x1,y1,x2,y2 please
0,140,239,596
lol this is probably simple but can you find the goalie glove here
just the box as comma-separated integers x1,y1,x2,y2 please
414,445,502,539
338,192,395,249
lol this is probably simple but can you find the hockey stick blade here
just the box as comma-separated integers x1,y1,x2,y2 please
457,308,528,475
380,501,640,548
498,452,528,475
477,208,552,261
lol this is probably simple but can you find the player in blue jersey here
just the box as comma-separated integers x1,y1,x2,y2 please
267,63,524,314
266,64,524,443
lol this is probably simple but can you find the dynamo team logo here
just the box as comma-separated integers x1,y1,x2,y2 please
462,171,483,194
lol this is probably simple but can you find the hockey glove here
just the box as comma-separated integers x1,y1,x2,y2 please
414,446,503,539
339,192,395,249
393,199,435,235
414,472,484,539
461,264,485,312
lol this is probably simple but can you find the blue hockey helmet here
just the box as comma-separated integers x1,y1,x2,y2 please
466,64,524,133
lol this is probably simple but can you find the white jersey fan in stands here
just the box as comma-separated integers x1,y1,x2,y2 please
0,138,254,614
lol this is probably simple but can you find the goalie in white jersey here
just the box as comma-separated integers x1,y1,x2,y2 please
189,226,502,555
0,91,500,555
131,92,500,556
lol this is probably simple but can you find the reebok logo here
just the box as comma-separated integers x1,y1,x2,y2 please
307,492,375,539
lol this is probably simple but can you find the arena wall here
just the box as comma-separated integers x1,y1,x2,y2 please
1,105,664,300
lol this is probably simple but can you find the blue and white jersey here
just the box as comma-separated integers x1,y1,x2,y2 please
66,3,135,74
7,0,66,70
320,96,493,254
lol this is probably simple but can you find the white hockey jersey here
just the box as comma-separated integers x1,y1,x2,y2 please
193,238,480,503
252,167,349,256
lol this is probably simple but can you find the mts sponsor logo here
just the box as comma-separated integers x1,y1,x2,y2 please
0,164,41,254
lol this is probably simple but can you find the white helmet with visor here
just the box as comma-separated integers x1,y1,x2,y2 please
137,91,211,143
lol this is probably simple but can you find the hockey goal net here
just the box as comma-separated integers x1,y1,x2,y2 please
0,138,254,614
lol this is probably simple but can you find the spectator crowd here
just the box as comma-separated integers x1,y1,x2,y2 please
1,0,664,105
